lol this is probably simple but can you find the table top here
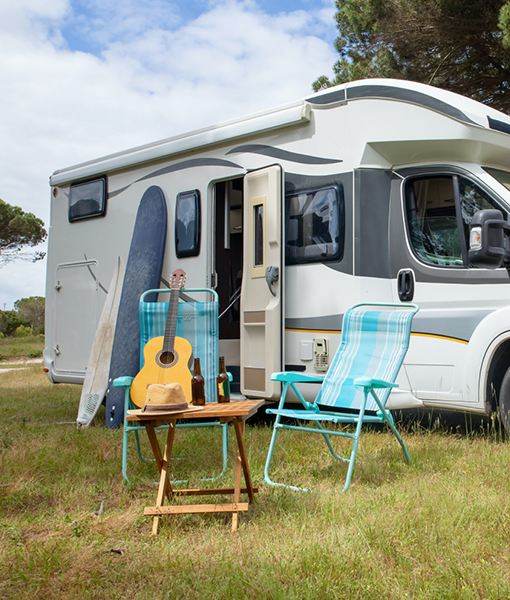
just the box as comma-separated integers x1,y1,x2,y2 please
126,399,266,423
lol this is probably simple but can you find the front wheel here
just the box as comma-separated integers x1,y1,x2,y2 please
496,366,510,435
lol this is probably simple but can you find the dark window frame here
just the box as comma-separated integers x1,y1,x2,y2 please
68,176,107,223
175,189,201,258
285,184,344,266
253,203,264,266
403,172,507,269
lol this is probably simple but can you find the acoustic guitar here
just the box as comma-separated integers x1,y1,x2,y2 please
130,269,193,407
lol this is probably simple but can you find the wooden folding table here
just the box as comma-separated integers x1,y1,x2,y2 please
127,399,265,534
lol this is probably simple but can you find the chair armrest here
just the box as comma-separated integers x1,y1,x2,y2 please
112,376,134,388
271,371,324,384
354,378,398,389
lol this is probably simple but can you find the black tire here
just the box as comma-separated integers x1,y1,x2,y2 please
497,366,510,435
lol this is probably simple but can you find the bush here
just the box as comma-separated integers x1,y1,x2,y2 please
14,325,33,337
0,310,23,336
0,332,4,339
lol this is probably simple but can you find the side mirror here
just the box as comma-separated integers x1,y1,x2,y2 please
468,209,510,268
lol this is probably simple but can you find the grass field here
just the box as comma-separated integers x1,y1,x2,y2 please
0,335,44,361
0,365,509,599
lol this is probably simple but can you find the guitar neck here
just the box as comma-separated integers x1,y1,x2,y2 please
162,288,180,352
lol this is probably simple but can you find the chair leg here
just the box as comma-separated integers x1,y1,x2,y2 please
220,423,229,475
134,430,150,463
384,412,411,464
196,423,229,483
121,425,129,483
343,393,368,492
263,422,309,493
316,422,349,463
170,423,230,485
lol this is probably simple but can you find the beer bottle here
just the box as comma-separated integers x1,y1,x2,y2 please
191,357,206,406
217,356,230,403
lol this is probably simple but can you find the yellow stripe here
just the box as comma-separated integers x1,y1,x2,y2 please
284,327,468,344
411,332,468,344
285,327,340,334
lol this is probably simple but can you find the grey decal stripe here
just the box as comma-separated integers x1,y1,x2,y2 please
487,116,510,135
347,85,477,125
286,308,493,342
83,253,108,293
306,89,347,105
226,144,342,165
108,158,243,198
307,85,476,125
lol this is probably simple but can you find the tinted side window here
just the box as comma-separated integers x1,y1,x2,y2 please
458,177,507,240
286,186,344,264
175,190,200,258
69,178,106,222
405,177,463,267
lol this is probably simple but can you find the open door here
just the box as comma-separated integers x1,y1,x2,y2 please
240,165,283,399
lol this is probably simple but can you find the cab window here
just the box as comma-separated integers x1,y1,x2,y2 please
405,175,506,268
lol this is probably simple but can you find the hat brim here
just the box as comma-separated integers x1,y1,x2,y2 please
142,402,189,413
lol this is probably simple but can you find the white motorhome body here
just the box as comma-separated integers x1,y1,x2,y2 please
45,78,510,419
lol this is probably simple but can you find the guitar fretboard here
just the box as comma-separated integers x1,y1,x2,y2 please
162,288,179,353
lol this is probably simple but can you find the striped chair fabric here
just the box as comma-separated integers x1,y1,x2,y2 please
317,304,416,411
139,290,218,403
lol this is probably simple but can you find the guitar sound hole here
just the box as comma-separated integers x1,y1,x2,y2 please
158,350,176,366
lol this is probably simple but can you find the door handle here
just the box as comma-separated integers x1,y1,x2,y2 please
265,266,279,296
397,269,414,302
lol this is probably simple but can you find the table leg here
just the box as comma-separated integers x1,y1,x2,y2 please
231,420,244,532
233,420,254,503
145,424,173,500
152,421,176,536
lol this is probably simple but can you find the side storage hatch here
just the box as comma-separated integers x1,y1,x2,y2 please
53,261,100,375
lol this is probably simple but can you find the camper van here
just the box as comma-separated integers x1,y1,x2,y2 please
45,78,510,430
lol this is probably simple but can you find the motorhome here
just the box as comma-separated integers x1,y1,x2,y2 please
45,78,510,430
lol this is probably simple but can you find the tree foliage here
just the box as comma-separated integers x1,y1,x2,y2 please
0,198,46,264
14,296,45,334
0,310,24,337
314,0,510,113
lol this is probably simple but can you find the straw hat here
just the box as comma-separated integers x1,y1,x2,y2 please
142,383,189,413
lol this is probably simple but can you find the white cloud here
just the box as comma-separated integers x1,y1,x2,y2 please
0,0,335,307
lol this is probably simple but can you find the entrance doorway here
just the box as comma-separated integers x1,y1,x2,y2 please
214,178,244,393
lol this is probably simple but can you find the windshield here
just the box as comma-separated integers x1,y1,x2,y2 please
483,167,510,192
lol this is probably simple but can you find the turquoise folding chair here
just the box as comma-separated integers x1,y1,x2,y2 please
113,288,229,483
264,302,418,492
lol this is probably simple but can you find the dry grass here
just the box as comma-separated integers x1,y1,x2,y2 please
0,335,44,361
0,367,509,599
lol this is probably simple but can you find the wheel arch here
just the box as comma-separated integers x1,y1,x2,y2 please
484,337,510,412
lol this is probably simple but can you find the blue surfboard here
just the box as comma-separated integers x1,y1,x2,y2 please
105,186,167,428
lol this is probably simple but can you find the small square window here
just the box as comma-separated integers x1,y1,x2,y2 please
285,185,343,264
175,190,201,258
69,178,106,222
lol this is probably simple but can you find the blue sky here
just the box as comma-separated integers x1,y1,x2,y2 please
0,1,337,307
62,1,336,55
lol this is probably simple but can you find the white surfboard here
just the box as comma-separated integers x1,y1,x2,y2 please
77,257,124,428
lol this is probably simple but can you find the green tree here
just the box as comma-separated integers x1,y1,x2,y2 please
0,198,46,264
14,296,45,334
314,0,510,113
0,310,24,337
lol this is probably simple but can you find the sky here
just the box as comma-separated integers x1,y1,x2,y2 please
0,0,337,309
